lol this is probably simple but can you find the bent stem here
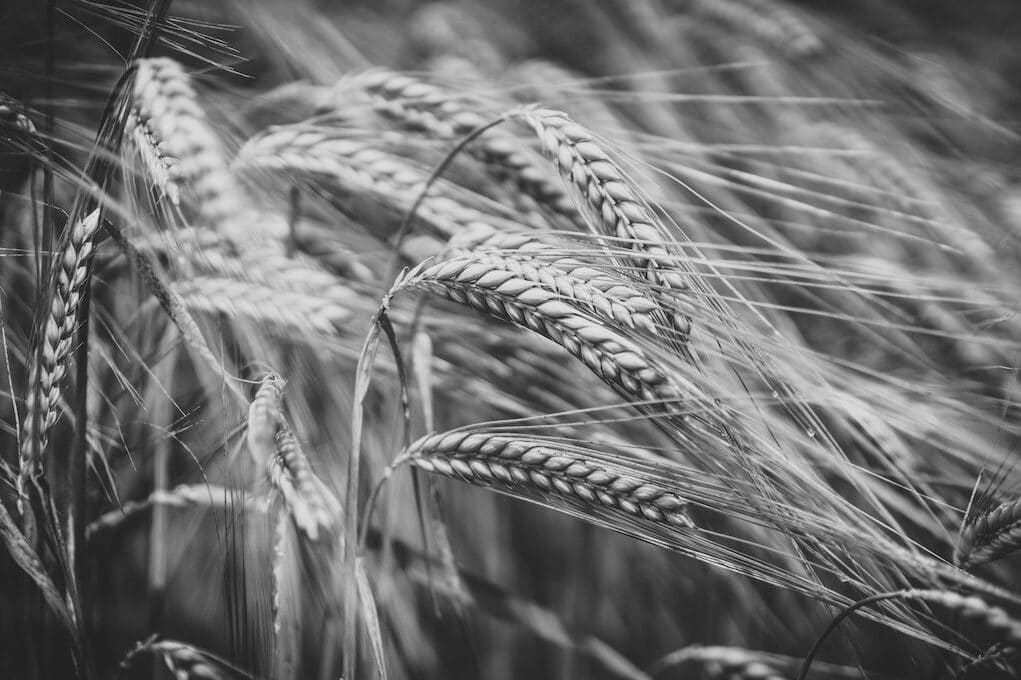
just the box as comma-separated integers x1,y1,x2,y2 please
797,590,910,680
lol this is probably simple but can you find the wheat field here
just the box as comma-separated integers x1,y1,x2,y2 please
2,1,1021,678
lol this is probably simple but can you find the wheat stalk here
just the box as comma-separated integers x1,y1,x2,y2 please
109,230,248,404
407,430,693,528
270,509,301,679
18,209,101,501
956,499,1021,570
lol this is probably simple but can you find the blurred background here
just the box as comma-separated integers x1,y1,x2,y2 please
3,2,1021,679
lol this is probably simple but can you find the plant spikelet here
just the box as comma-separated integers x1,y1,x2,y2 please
408,430,694,529
18,210,101,501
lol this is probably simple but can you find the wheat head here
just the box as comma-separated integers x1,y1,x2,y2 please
407,429,693,528
18,209,101,501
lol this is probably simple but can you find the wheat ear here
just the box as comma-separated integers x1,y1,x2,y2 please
248,374,339,541
801,588,1021,680
444,246,661,333
0,93,37,134
449,224,676,335
247,373,286,467
323,70,582,226
956,499,1021,569
234,126,523,238
173,276,354,339
85,484,236,541
899,590,1021,645
686,0,823,58
172,233,365,300
124,109,180,207
648,645,786,680
131,58,247,239
407,430,693,528
405,256,690,404
18,209,101,501
124,640,228,680
521,109,697,338
521,109,686,285
269,424,340,541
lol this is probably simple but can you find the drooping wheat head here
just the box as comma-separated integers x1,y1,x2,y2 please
904,589,1021,646
681,0,824,59
269,424,339,542
247,372,286,468
521,109,699,339
403,254,696,406
119,639,228,680
448,224,680,337
233,126,525,238
407,429,694,529
320,70,583,227
173,276,355,341
247,374,338,541
129,58,249,241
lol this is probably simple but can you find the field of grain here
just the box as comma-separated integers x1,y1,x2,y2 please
2,1,1021,678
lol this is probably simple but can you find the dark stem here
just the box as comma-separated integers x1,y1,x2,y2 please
43,0,55,279
64,3,174,678
797,590,909,680
287,185,301,256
